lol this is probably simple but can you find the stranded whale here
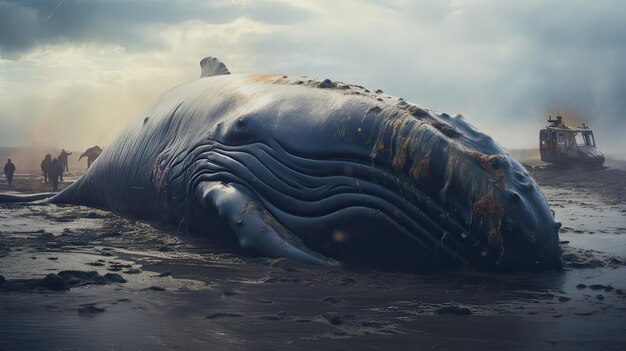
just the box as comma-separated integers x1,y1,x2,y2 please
0,57,562,271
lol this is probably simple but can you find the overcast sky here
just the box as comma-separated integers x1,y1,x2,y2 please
1,0,625,152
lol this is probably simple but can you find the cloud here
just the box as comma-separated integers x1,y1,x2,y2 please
0,16,285,150
0,1,41,57
0,0,625,152
0,0,312,58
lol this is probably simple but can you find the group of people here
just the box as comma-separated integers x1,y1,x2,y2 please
3,147,100,190
41,149,72,191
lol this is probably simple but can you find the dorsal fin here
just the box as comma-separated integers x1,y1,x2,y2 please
200,57,230,78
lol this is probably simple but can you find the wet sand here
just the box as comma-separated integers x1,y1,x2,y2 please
0,163,625,350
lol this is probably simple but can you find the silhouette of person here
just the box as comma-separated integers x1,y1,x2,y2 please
49,158,62,191
41,154,52,183
58,149,72,173
57,155,65,182
4,158,16,187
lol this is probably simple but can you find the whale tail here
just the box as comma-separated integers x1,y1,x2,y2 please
200,57,230,78
0,193,56,203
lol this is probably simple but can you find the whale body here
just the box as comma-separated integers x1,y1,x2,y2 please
0,57,562,271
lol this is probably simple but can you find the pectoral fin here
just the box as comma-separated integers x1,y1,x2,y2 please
197,181,339,267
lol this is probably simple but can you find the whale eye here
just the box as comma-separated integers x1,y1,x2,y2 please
220,116,258,143
236,118,246,129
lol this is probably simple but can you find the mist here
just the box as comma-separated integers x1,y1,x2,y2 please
1,0,625,153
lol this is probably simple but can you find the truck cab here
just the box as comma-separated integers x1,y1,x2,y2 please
539,115,605,168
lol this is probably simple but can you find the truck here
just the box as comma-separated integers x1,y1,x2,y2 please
539,115,605,168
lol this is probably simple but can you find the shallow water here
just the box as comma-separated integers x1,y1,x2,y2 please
0,169,625,350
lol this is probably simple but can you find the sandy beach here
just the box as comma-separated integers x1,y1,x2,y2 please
0,158,625,350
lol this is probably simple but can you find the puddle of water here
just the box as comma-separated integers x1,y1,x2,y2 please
0,205,101,236
542,186,626,257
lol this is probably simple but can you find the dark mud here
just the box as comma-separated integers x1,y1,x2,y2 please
0,167,625,350
0,270,126,291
